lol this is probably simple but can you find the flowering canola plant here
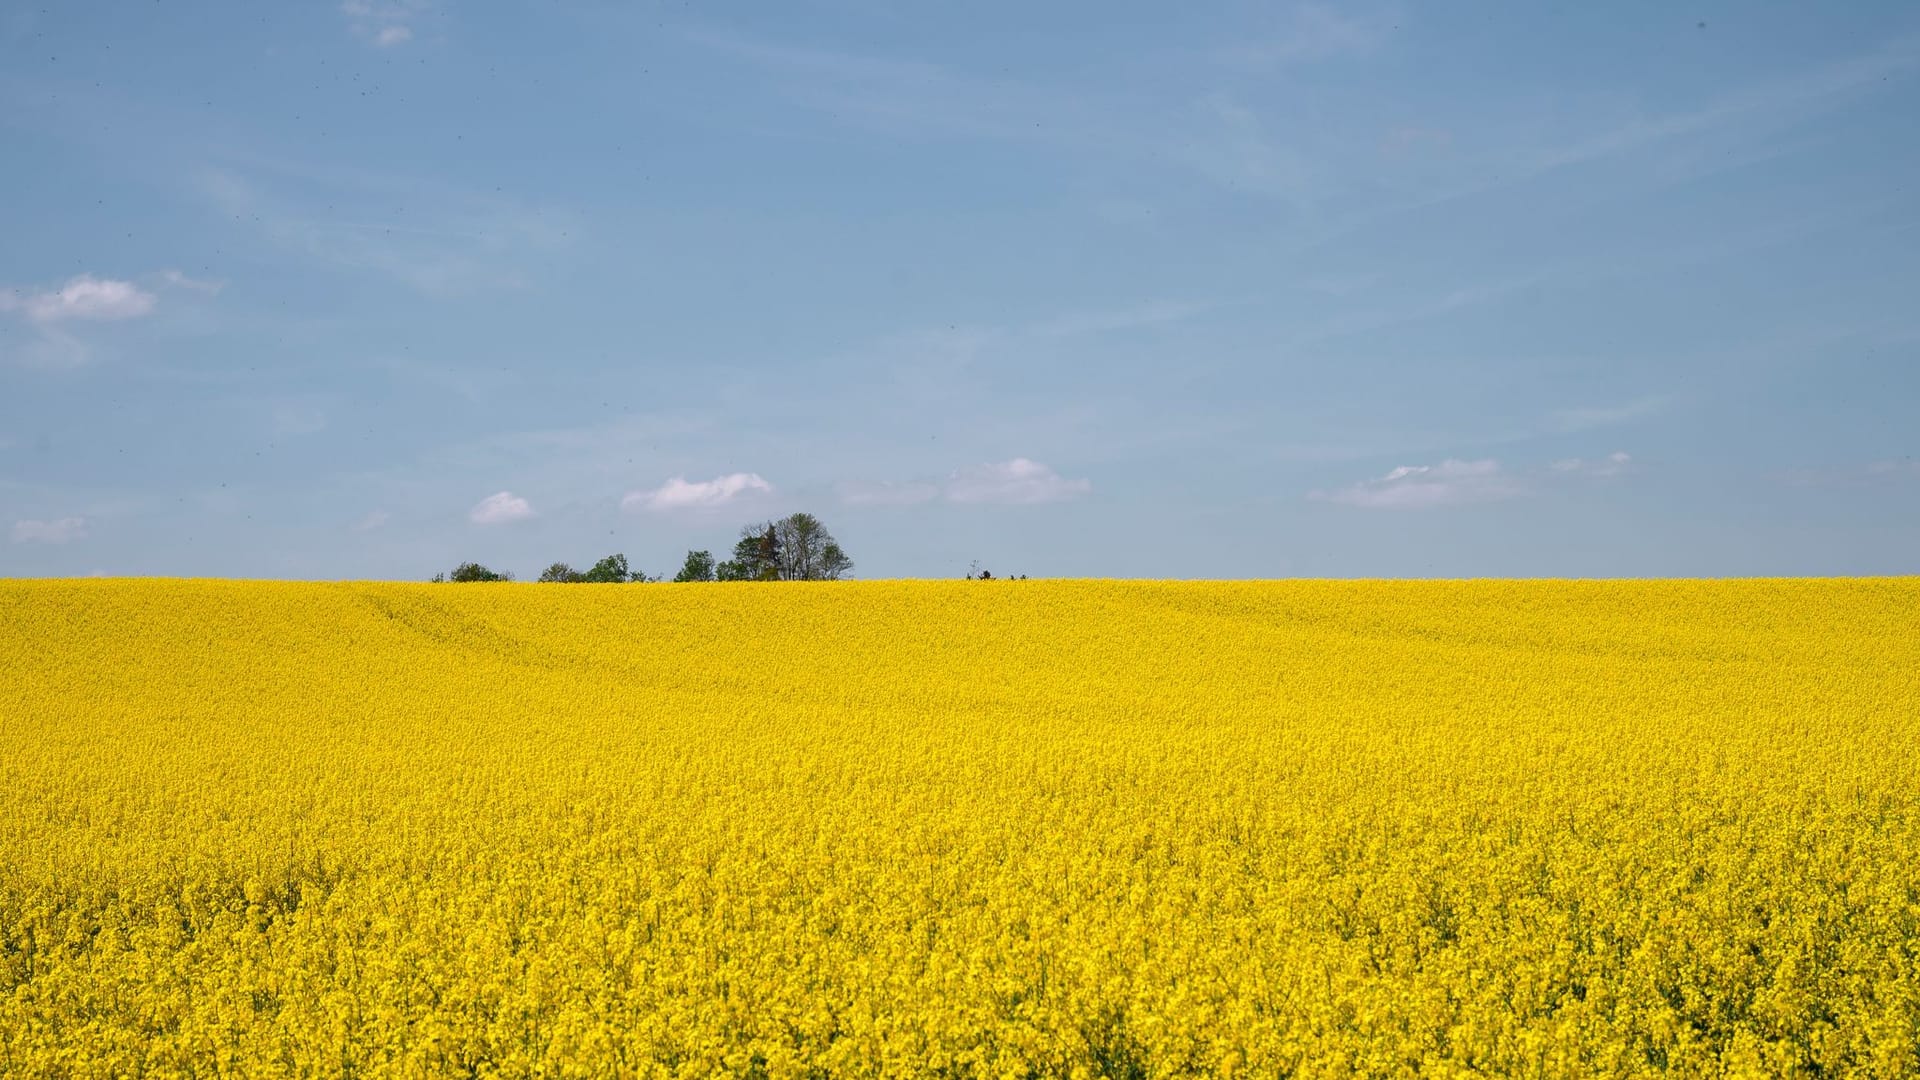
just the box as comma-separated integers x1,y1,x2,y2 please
2,577,1918,1078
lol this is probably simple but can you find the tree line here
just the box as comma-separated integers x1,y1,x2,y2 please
432,512,855,584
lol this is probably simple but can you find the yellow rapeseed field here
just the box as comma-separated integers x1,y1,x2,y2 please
3,578,1918,1078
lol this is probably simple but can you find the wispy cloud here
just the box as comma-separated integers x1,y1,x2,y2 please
1531,38,1920,178
1284,275,1540,348
1218,4,1398,67
684,30,1065,144
624,472,773,512
12,516,87,544
158,269,225,295
342,0,426,47
1030,299,1219,340
1317,450,1644,508
469,491,533,525
1548,397,1669,434
945,458,1091,505
684,29,1331,205
1175,94,1317,204
2,274,159,368
1550,451,1633,477
194,166,570,297
2,274,156,322
876,297,1214,389
691,17,1914,238
842,458,1093,508
352,510,390,532
1352,36,1920,233
1314,459,1522,509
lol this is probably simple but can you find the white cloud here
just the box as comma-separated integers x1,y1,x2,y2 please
1550,450,1633,477
3,273,172,368
469,491,533,525
13,517,87,544
624,472,773,512
945,458,1091,505
342,0,425,46
159,269,225,295
1315,458,1523,509
1,275,156,323
352,510,390,532
1319,451,1643,508
838,480,940,507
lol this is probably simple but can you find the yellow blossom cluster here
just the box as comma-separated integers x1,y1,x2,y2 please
3,577,1918,1078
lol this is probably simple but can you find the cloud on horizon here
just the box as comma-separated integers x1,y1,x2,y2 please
1313,458,1523,509
1317,450,1645,508
469,491,533,524
624,472,773,512
944,458,1092,505
843,458,1093,507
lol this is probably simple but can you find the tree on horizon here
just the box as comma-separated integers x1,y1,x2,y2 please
715,514,852,581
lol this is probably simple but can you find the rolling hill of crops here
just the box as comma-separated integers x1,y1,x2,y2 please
3,578,1918,1077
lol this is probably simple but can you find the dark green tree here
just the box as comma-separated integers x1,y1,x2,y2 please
717,523,782,581
673,550,717,583
716,515,852,581
753,524,780,580
581,553,631,583
538,562,586,583
773,512,853,581
447,562,512,582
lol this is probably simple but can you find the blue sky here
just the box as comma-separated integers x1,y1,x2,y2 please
3,2,1917,579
